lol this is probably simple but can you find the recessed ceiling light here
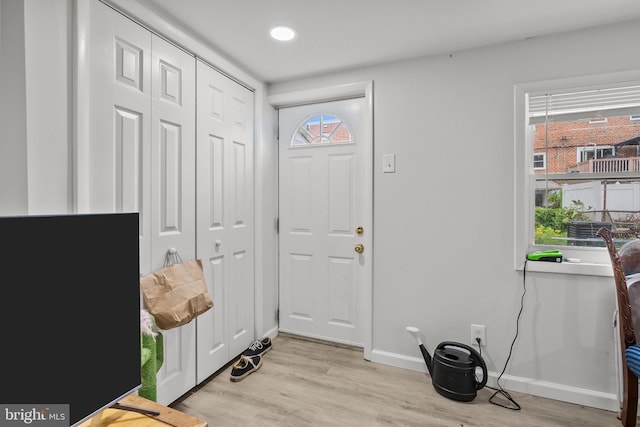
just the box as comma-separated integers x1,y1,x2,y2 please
270,26,296,41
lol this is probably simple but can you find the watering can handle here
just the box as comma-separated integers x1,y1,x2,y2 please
436,341,488,390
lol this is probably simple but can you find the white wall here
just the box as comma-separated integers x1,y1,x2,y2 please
0,0,29,214
24,0,73,213
0,0,72,215
269,20,640,410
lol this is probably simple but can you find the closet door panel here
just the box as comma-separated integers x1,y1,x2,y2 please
86,4,198,406
203,132,227,363
196,63,232,379
86,0,151,271
151,35,195,268
196,60,255,382
150,34,197,406
228,90,255,358
114,108,143,211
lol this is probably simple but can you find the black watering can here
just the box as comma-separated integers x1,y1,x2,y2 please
406,326,487,402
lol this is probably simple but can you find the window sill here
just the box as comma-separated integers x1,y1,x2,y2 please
516,260,613,277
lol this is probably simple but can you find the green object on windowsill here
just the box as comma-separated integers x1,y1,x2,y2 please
527,249,563,262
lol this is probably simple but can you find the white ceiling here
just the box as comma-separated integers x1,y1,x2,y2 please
128,0,640,84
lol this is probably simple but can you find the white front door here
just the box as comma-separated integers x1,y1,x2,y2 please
278,96,372,348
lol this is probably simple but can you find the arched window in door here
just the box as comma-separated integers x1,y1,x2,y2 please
291,113,353,146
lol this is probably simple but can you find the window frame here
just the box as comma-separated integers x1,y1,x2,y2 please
533,152,546,170
290,112,354,147
515,70,640,275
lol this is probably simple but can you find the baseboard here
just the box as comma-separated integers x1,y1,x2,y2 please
370,348,619,412
263,325,279,341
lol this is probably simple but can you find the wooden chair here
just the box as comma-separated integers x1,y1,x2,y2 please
597,226,640,427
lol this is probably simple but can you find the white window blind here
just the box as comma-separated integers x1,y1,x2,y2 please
528,85,640,124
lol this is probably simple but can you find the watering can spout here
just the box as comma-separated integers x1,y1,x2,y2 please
406,326,433,375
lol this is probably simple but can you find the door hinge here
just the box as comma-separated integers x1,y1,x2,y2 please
276,309,279,322
275,217,279,233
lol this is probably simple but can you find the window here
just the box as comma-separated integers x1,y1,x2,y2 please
291,113,353,146
576,146,614,163
515,71,640,269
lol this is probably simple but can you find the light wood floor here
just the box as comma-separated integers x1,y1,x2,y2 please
171,334,627,427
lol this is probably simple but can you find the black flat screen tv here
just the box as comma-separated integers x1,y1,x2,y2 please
0,213,141,426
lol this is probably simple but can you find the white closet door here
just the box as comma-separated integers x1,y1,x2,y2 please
150,34,197,406
84,1,197,406
196,60,255,382
85,0,152,270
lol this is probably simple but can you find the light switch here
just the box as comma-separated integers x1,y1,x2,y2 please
383,154,396,173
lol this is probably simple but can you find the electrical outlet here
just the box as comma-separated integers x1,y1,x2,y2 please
471,324,486,346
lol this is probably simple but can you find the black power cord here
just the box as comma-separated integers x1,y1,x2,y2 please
476,258,527,410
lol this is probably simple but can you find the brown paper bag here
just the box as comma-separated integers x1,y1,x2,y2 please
140,256,213,330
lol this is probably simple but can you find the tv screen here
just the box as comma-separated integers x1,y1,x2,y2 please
0,213,141,426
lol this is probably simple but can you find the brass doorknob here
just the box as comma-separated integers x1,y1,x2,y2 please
355,243,364,253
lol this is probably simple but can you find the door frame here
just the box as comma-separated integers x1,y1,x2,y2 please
268,81,374,359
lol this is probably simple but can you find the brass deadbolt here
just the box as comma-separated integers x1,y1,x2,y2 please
356,226,364,235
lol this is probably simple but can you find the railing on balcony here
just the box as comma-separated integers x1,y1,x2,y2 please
569,156,640,173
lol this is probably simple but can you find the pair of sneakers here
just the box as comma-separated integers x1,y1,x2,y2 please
229,337,272,382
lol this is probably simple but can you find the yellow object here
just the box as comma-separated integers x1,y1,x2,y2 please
78,394,206,427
